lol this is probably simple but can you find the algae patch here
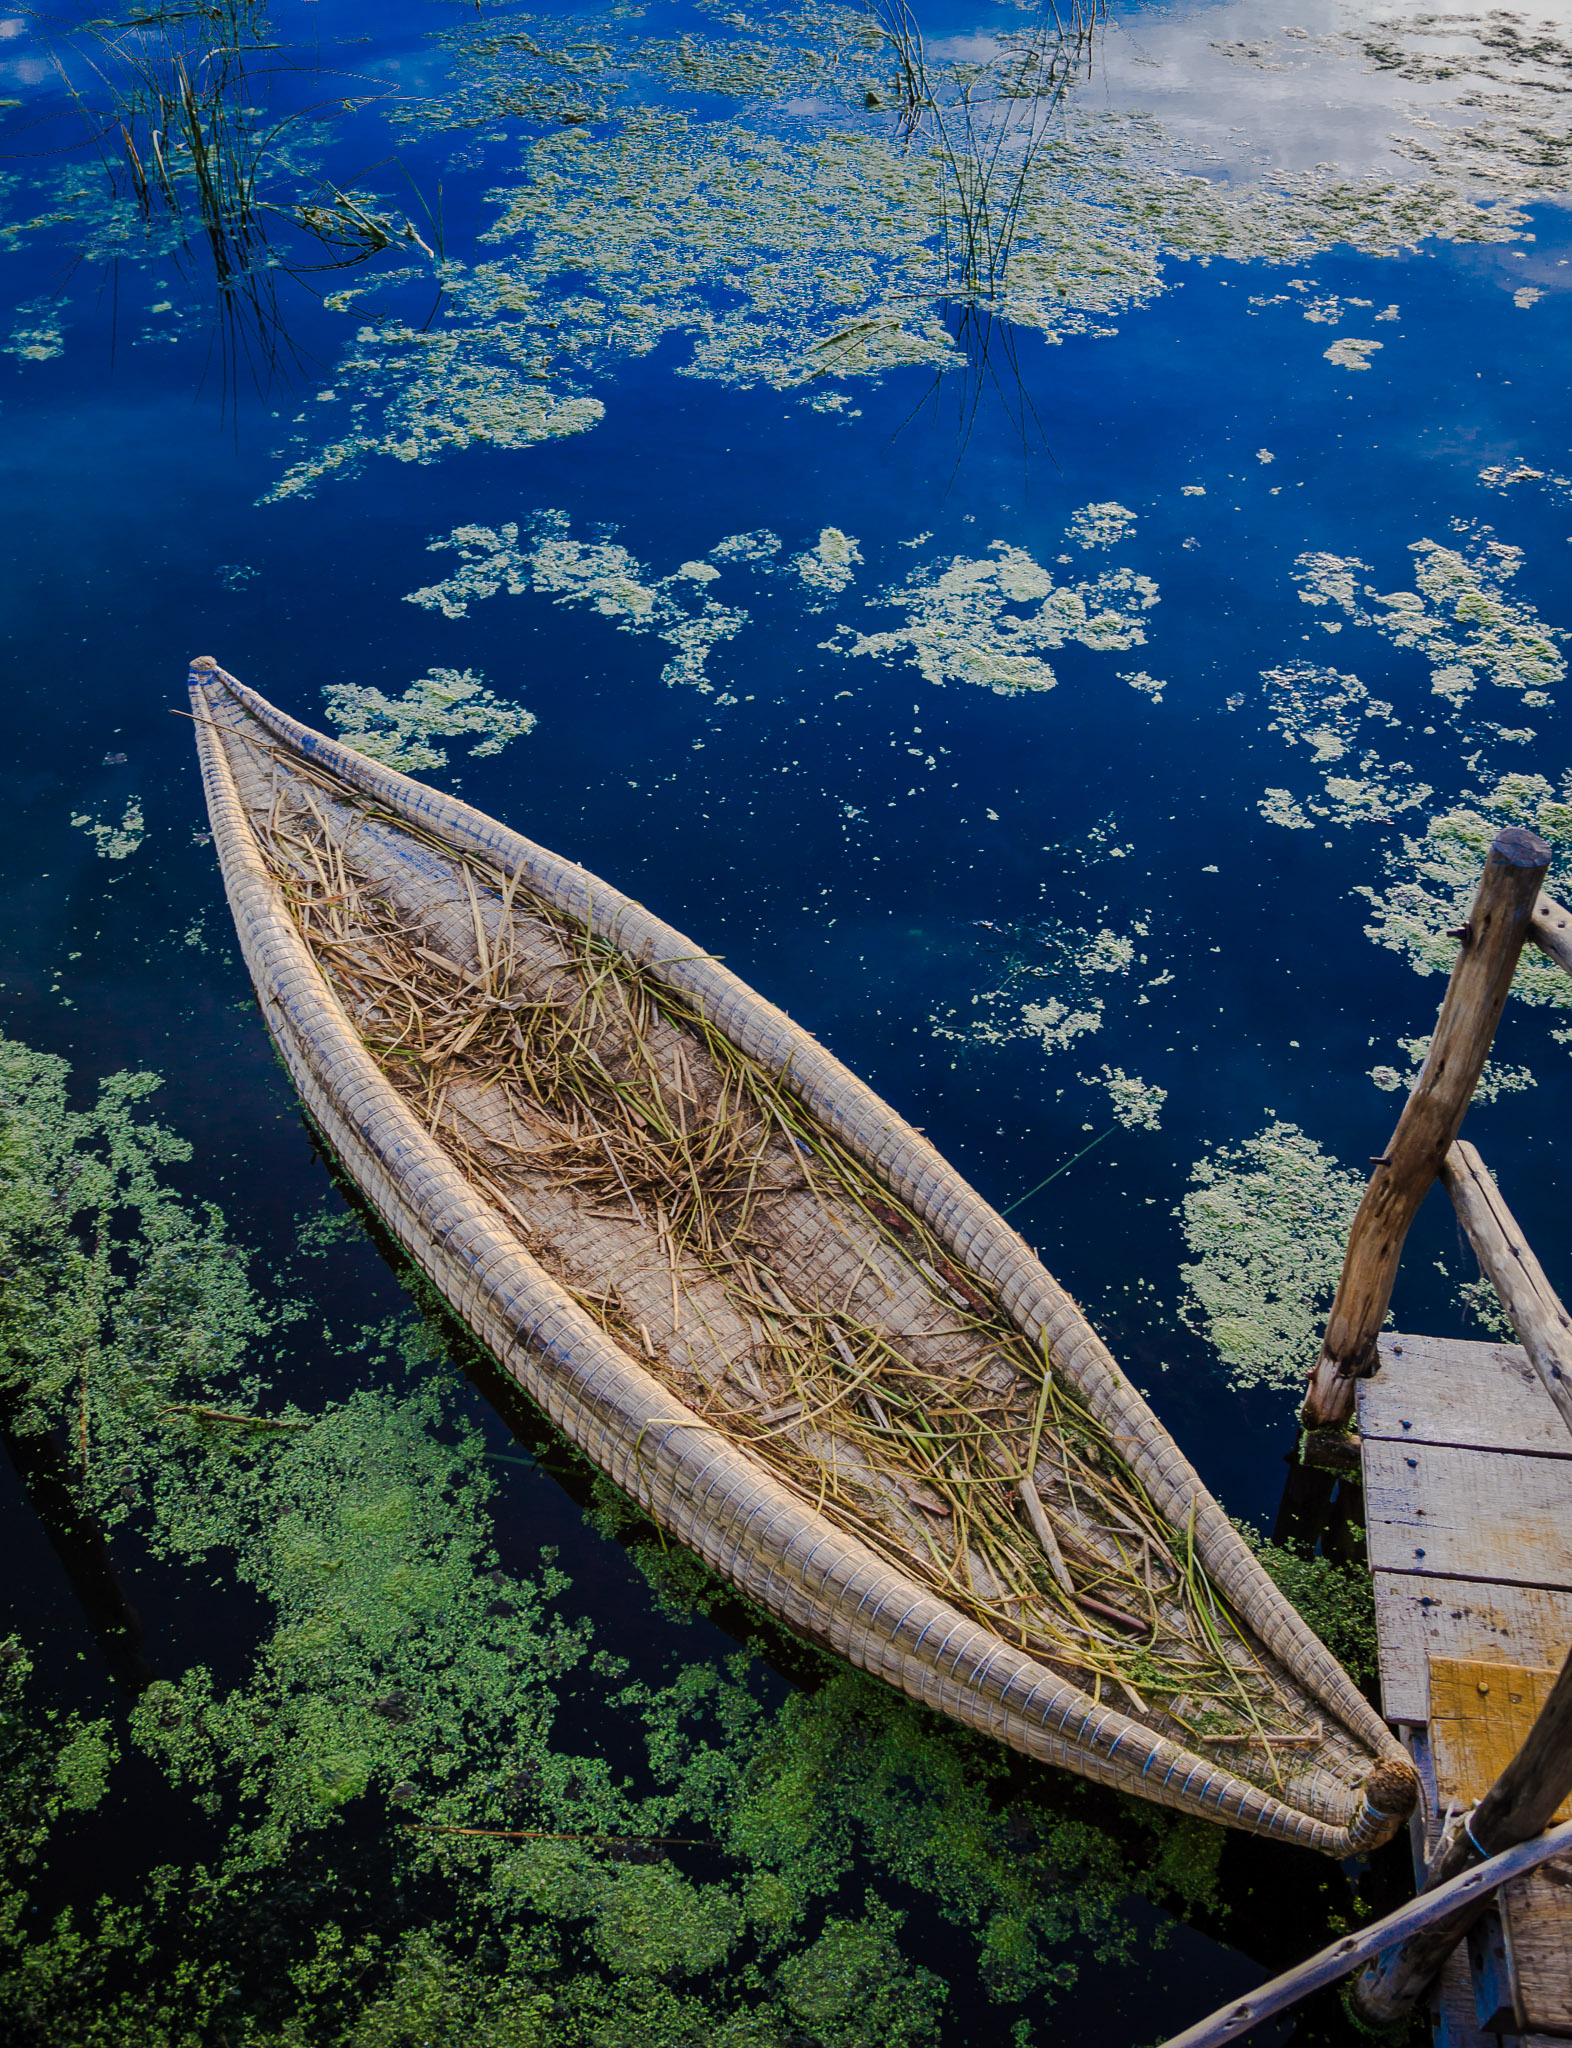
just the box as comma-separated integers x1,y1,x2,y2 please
791,524,862,599
1360,772,1572,1005
0,1027,1221,2041
322,669,537,773
69,796,145,860
405,512,749,692
1179,1122,1365,1394
1082,1064,1166,1131
828,542,1158,695
932,915,1150,1059
1294,528,1565,711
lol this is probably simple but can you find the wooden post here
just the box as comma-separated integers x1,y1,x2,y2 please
1442,1139,1572,1438
1301,828,1552,1429
1531,891,1572,976
1350,1644,1572,2026
1153,1815,1572,2048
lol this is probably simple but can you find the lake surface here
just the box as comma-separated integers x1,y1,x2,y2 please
2,0,1569,2038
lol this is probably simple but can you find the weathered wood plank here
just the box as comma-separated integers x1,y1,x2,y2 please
1503,1862,1572,2037
1430,1658,1572,1824
1434,1945,1499,2048
1362,1334,1572,1461
1354,1645,1572,2027
1363,1441,1572,1590
1372,1574,1572,1725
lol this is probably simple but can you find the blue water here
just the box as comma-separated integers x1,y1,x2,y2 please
3,0,1569,2036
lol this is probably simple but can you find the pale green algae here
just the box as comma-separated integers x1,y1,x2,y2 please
69,795,145,860
1081,1064,1165,1131
263,306,605,502
0,1639,117,1956
1066,503,1136,551
1369,1035,1534,1103
1179,1122,1365,1395
322,669,537,773
0,1028,1233,2041
791,525,863,599
404,513,749,693
4,294,66,362
1322,336,1381,369
254,0,1572,496
1253,660,1431,832
827,542,1158,695
1293,527,1566,711
1360,771,1572,1007
932,916,1151,1058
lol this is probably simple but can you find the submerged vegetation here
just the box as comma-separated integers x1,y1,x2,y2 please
0,1028,1233,2040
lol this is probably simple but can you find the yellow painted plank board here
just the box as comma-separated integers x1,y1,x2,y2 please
1360,1333,1572,1460
1362,1440,1572,1591
1503,1860,1572,2037
1428,1657,1571,1821
1372,1574,1572,1724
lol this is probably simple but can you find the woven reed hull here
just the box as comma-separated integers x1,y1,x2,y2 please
190,660,1416,1855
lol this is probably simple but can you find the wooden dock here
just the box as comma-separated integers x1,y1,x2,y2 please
1359,1332,1572,2044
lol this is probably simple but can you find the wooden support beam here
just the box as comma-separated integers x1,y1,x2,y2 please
1152,1814,1572,2048
1531,891,1572,976
1301,828,1552,1430
1350,1643,1572,2027
1441,1139,1572,1440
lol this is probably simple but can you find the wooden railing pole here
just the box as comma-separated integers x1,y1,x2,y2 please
1301,827,1552,1430
1531,891,1572,975
1350,1644,1572,2026
1441,1139,1572,1438
1154,1818,1572,2048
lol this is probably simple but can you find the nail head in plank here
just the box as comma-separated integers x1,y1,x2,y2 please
1360,1334,1572,1460
1372,1573,1572,1724
1429,1656,1572,1822
1363,1441,1572,1590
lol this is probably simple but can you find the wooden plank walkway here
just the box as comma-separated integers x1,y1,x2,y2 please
1359,1333,1572,2044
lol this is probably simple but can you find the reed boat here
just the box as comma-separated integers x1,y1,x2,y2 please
189,656,1418,1854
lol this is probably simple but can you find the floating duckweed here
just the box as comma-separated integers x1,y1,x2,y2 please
829,543,1158,694
1369,1035,1534,1101
1179,1122,1365,1394
1293,530,1566,709
1353,10,1572,192
792,524,863,598
5,295,66,361
1120,670,1165,700
711,529,782,563
1067,502,1136,550
1258,788,1314,830
1322,337,1381,368
933,917,1145,1056
249,0,1561,495
69,796,144,860
1253,663,1433,828
0,1028,1225,2038
1082,1064,1166,1130
321,669,538,773
405,512,748,692
1360,773,1572,1002
264,315,604,502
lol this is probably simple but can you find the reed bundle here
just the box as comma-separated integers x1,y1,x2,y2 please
238,746,1322,1778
